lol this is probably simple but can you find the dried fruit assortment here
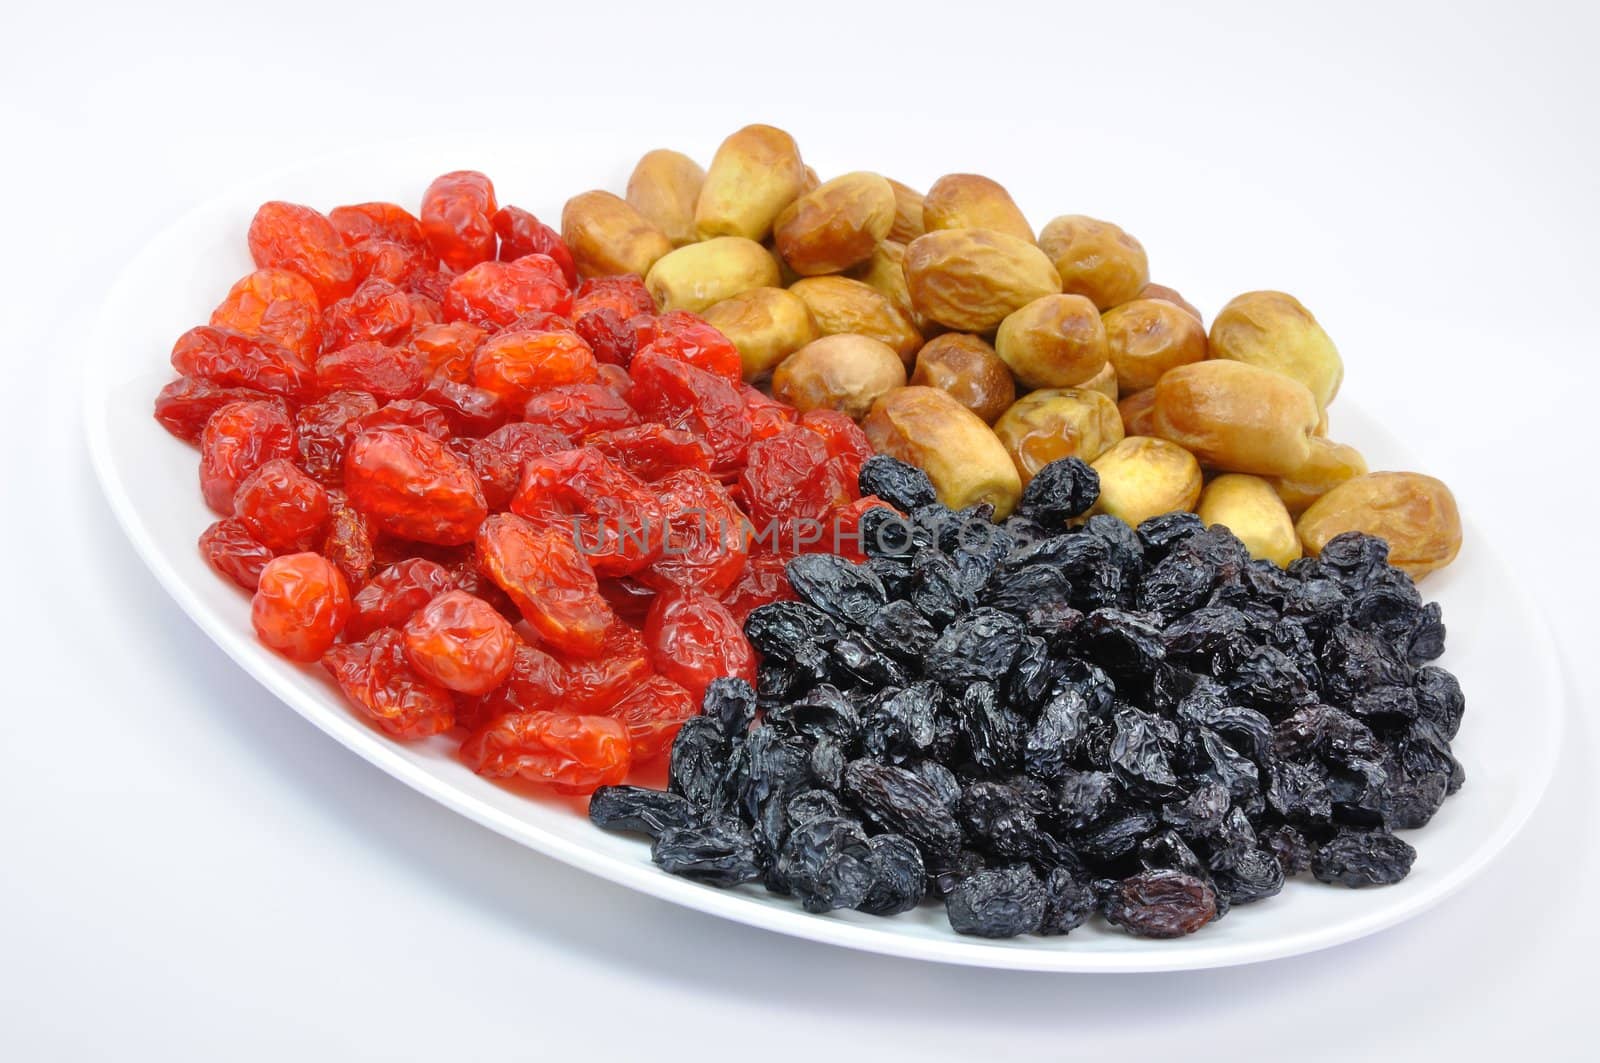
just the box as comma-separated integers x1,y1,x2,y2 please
594,456,1464,939
151,127,1471,946
155,176,888,795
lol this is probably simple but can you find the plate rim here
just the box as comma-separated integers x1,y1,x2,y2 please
80,143,1569,973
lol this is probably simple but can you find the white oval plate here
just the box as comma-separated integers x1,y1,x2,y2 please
83,141,1564,973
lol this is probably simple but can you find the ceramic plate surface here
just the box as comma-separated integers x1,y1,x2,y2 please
83,141,1565,972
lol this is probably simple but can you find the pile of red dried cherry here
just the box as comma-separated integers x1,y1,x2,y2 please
154,171,892,793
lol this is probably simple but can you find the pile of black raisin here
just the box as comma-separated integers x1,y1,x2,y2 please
589,455,1466,940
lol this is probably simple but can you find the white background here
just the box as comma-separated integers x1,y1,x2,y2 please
3,1,1597,1059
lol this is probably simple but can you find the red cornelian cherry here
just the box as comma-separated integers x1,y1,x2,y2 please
459,710,631,794
251,552,351,662
401,589,518,695
323,628,456,740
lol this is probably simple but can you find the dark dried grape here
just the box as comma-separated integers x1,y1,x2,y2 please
955,682,1026,775
590,786,697,840
1311,829,1417,887
1102,869,1217,938
668,716,732,810
926,608,1025,688
702,676,758,738
858,834,926,916
858,682,941,763
777,816,874,913
858,455,938,512
958,781,1046,860
863,599,938,665
946,865,1046,938
651,821,763,887
841,759,963,856
785,554,888,628
1038,866,1097,935
767,684,859,743
1215,848,1286,905
1017,458,1099,526
1023,687,1089,782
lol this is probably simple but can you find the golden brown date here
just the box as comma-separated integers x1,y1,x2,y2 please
994,293,1108,390
702,286,818,382
560,191,673,279
1151,360,1319,476
903,228,1061,332
863,386,1022,517
773,172,897,276
1038,215,1149,310
1197,474,1302,566
1103,298,1208,393
694,124,807,241
993,387,1124,483
1297,472,1462,579
1209,290,1344,410
645,236,781,314
772,334,907,421
788,276,922,363
1090,436,1203,526
625,149,706,248
921,174,1034,242
910,333,1016,424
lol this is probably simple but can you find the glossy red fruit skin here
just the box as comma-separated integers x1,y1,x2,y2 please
572,275,656,321
198,518,275,590
738,426,846,528
409,321,486,383
493,206,578,286
154,377,271,443
444,255,573,327
462,622,649,728
643,590,758,704
321,278,415,350
597,577,659,626
464,423,574,511
328,202,429,253
584,424,714,482
344,426,488,545
210,268,323,359
347,557,457,640
511,448,666,577
475,513,616,657
347,238,437,291
634,311,743,381
522,384,640,438
200,400,296,514
171,325,315,400
573,306,638,367
628,346,751,474
603,673,698,761
323,628,456,740
251,552,351,662
639,469,749,597
418,379,506,438
233,458,331,553
314,341,425,401
357,399,453,441
470,328,598,405
420,171,498,272
323,491,377,588
719,550,797,623
401,589,518,695
293,390,378,486
459,710,631,794
800,408,874,470
247,201,357,304
742,383,800,442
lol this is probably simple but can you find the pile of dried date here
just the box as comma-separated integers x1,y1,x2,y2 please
592,455,1465,939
